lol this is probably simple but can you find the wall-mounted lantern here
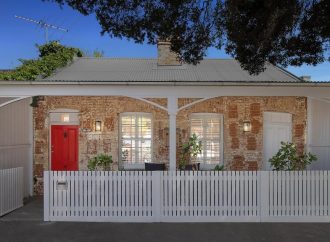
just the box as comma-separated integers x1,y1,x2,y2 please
61,113,70,122
95,121,102,132
243,120,252,132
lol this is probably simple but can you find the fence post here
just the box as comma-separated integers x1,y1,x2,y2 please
43,171,50,221
19,167,24,207
152,171,161,222
259,171,269,222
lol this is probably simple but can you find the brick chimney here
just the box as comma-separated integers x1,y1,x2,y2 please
300,75,311,82
157,40,181,66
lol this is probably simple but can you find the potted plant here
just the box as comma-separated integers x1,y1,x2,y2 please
178,133,202,170
269,142,317,171
87,153,113,171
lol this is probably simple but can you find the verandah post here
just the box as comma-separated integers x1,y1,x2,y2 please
152,171,161,222
168,97,178,171
43,171,50,221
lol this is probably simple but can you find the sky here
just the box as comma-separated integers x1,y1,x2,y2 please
1,0,329,81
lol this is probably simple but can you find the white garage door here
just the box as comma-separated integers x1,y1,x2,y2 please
263,112,292,170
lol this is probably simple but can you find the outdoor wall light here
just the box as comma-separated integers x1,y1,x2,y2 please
61,113,70,122
243,120,252,132
95,121,102,132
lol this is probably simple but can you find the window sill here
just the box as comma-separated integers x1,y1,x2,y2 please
199,163,219,171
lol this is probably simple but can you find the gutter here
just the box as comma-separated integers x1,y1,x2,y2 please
0,80,330,87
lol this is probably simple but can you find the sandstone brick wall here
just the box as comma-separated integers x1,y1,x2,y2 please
177,96,307,171
33,96,169,194
33,96,306,194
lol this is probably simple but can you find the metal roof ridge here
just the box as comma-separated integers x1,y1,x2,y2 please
76,57,237,61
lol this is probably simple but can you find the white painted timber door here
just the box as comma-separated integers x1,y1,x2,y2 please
263,112,292,170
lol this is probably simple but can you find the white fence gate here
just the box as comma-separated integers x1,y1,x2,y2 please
0,167,24,216
44,170,330,222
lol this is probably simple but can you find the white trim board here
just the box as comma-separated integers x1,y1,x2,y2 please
1,85,330,98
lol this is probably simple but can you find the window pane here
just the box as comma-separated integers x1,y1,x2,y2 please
137,140,152,163
205,119,220,139
191,119,203,138
137,116,152,138
121,113,152,164
204,141,220,164
121,116,136,138
121,140,135,164
191,114,222,165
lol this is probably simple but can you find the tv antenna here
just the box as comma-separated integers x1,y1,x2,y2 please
14,15,69,43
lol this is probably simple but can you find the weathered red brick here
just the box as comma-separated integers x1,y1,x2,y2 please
246,136,257,150
228,104,238,118
247,161,258,171
231,137,239,149
250,103,261,116
104,117,115,131
251,119,261,134
231,155,245,170
34,164,44,177
229,123,238,137
295,124,304,138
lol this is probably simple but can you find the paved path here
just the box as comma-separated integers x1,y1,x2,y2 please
1,198,330,242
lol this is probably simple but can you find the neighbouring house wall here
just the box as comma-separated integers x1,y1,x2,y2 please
33,96,306,194
308,98,330,170
0,98,33,197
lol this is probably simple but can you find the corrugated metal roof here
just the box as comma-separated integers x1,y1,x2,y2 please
44,58,302,83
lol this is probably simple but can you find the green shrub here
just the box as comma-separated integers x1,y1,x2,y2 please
87,153,113,171
0,41,82,81
178,133,202,170
214,164,224,171
269,142,317,171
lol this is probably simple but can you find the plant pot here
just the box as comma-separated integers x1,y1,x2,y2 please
184,163,200,171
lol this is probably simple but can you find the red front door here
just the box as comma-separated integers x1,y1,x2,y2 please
51,125,79,171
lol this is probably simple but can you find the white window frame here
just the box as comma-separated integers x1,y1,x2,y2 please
190,113,224,170
119,112,153,170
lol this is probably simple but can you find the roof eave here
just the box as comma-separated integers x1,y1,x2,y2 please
0,80,330,87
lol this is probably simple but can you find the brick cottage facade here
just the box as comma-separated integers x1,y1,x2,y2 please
33,95,306,194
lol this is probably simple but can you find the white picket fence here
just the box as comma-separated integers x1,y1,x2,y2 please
0,167,24,216
44,170,330,222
